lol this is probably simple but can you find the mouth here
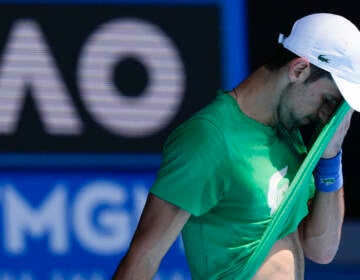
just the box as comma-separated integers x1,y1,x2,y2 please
303,114,319,125
300,117,311,126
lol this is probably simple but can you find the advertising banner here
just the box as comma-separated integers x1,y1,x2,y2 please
0,169,190,279
0,2,223,154
0,1,247,279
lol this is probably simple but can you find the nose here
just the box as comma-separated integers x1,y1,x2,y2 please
318,109,330,123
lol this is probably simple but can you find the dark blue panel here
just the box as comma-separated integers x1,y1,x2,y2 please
0,170,190,279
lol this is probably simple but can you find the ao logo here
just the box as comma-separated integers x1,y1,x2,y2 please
0,18,185,137
267,166,289,215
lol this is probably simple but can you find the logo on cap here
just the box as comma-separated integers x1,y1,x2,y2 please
318,54,330,63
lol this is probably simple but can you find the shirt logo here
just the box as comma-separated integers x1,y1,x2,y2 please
267,166,289,215
318,54,330,63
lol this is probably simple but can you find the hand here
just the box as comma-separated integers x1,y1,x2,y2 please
322,109,354,158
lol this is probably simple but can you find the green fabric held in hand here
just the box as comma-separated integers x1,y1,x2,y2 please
240,101,351,279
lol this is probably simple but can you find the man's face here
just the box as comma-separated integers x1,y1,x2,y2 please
279,77,342,130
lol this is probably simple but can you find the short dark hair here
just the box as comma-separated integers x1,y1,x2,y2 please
264,47,333,83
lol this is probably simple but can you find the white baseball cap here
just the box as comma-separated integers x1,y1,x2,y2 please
278,13,360,111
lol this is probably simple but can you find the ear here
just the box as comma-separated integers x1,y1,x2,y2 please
288,58,311,83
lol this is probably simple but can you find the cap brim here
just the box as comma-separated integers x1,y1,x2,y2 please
332,74,360,112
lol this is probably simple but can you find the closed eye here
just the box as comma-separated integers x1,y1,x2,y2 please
322,95,340,109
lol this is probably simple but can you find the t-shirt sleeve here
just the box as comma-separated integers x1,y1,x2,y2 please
150,118,229,216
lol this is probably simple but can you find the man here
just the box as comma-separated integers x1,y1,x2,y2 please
113,13,360,279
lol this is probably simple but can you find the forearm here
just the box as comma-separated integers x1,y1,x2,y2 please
113,225,175,280
301,187,344,263
112,243,160,280
300,104,352,263
112,194,190,280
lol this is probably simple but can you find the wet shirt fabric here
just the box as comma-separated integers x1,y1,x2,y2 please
150,91,315,279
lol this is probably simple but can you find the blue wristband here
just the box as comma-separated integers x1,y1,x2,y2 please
314,150,343,192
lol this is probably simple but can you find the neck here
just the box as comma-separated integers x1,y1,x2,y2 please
231,66,285,126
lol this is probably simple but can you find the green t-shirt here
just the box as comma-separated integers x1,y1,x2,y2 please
150,91,315,279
